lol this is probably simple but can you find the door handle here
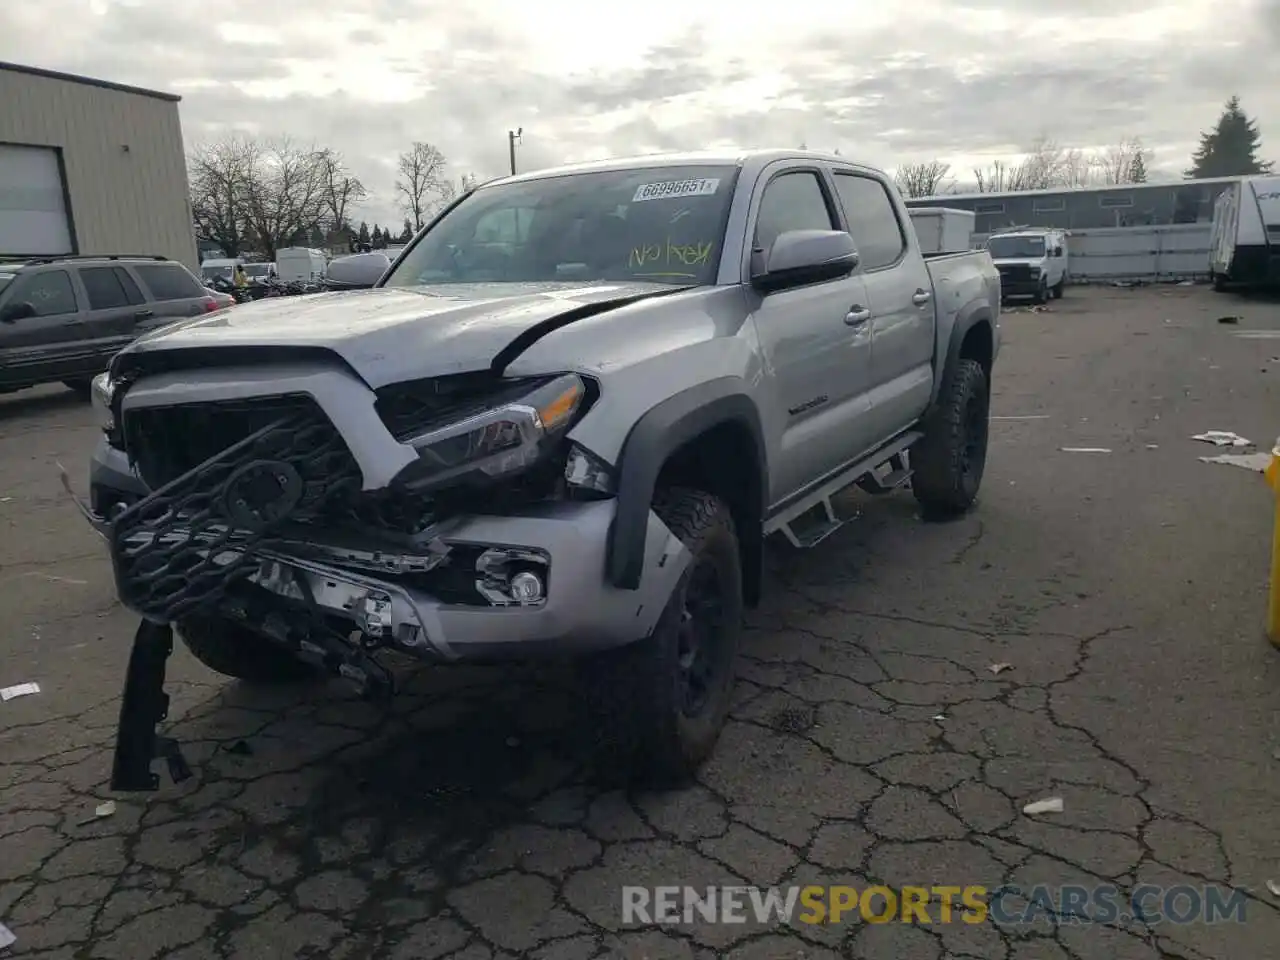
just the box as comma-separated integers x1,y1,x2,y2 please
912,290,932,305
134,309,153,320
845,307,871,326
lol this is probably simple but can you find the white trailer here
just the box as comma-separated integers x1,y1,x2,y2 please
908,207,976,255
1208,176,1280,291
275,247,327,283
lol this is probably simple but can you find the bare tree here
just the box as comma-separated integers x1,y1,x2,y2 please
1095,136,1148,184
894,161,953,198
239,138,331,259
429,172,481,216
316,149,367,232
395,142,449,231
188,136,258,257
973,159,1025,193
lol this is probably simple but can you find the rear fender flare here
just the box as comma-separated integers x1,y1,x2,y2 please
606,377,766,590
933,302,993,408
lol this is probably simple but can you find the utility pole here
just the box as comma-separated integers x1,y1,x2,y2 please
508,128,522,176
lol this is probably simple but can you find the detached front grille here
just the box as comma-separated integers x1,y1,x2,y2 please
110,396,365,622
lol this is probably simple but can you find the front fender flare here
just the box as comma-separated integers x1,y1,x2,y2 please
605,377,766,590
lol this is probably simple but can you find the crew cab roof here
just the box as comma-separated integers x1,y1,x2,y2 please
488,148,880,187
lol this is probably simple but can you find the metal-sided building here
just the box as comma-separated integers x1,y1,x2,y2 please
905,177,1242,238
0,61,197,269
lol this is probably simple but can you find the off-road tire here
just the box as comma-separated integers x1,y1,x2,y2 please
911,358,990,519
1052,277,1066,299
584,488,743,787
63,379,92,400
177,615,317,684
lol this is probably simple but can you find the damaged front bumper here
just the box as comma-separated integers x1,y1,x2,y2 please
74,361,692,791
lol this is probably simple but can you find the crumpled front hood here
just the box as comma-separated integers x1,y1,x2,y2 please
116,280,683,388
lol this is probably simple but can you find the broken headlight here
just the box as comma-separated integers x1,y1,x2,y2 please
396,373,589,491
91,372,115,432
564,443,616,497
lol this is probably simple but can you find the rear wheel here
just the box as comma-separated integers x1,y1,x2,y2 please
177,615,318,684
584,488,743,786
911,358,990,519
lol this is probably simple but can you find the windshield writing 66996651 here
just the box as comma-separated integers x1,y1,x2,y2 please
382,164,738,288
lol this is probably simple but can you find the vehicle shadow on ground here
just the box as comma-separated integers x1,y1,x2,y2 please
0,385,85,421
151,488,916,815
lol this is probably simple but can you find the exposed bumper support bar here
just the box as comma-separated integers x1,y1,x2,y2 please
110,620,192,792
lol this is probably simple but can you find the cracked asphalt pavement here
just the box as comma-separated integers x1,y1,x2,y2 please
3,285,1280,959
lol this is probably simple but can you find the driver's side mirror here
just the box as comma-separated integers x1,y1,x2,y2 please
0,301,36,323
1053,246,1063,258
751,230,859,293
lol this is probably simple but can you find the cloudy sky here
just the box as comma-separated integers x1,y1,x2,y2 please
3,0,1278,229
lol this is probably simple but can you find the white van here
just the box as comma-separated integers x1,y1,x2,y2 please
199,257,243,284
1208,176,1280,292
275,247,327,283
984,228,1069,303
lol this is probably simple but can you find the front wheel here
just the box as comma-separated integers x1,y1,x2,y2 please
1052,277,1066,299
910,359,990,519
177,615,318,684
1033,279,1048,304
584,488,743,786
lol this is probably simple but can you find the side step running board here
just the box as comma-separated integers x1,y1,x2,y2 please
763,432,922,549
856,452,912,495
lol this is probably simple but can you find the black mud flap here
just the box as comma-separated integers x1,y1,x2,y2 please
111,619,193,792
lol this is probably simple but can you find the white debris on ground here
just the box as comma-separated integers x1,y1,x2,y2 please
1022,797,1065,815
0,922,14,949
1267,880,1280,898
1198,453,1272,473
1,683,40,702
1061,447,1112,453
1191,431,1253,447
989,662,1013,675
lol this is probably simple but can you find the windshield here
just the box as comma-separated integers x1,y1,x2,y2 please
383,165,739,287
0,272,13,296
986,236,1045,259
202,265,233,280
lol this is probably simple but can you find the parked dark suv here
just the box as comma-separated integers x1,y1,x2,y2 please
0,255,223,399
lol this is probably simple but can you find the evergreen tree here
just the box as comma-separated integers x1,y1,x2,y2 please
1128,151,1147,183
357,221,371,245
371,225,384,246
1185,97,1274,178
400,218,413,242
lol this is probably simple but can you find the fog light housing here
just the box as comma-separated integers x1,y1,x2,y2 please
474,547,549,606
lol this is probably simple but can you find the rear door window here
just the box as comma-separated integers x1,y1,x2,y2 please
831,172,907,271
80,267,132,310
114,267,146,305
134,263,205,301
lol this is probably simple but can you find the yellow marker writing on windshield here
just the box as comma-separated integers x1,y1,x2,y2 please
629,240,714,269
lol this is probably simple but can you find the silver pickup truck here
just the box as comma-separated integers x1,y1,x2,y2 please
74,150,1000,790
